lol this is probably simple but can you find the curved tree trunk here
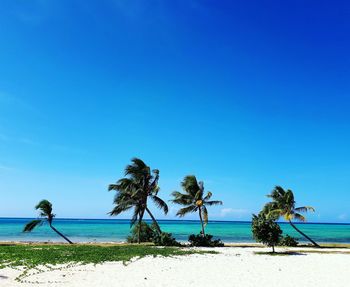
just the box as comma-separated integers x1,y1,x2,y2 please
50,224,73,244
198,207,206,237
288,220,320,248
137,209,146,244
145,207,162,234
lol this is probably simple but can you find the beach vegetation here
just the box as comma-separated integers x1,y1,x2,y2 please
171,175,222,236
126,221,181,246
188,234,224,247
252,212,282,253
108,158,168,243
264,186,320,247
23,200,73,244
279,235,299,247
153,232,181,246
126,221,155,243
0,244,215,283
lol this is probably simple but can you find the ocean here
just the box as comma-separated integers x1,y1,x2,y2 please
1,218,349,243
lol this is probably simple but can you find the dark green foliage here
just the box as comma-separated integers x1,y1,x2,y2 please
188,234,224,247
152,232,181,247
23,220,43,232
109,158,168,243
279,235,299,247
126,221,155,243
263,186,319,247
251,213,282,252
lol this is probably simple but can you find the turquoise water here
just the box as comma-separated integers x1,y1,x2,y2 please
1,218,349,243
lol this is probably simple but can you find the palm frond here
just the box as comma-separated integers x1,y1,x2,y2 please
181,175,199,196
109,203,133,216
267,186,286,200
203,191,212,201
197,181,204,200
23,219,43,232
266,209,283,220
170,191,193,205
35,200,53,217
150,195,168,215
293,213,306,222
149,170,160,194
295,206,315,213
262,202,278,215
205,200,223,206
176,205,197,217
125,158,149,178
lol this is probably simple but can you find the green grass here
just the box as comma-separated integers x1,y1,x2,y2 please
0,244,214,269
0,244,216,282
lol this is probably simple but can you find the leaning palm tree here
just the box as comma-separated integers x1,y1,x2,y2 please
171,175,222,236
23,200,73,244
108,158,168,243
264,186,320,247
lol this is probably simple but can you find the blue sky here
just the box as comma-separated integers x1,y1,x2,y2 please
0,0,349,222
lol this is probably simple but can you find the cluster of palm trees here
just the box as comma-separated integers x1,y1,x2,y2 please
23,157,319,247
108,158,222,243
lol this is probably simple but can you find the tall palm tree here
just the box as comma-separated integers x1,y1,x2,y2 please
264,186,320,247
108,158,168,243
23,200,73,244
171,175,222,236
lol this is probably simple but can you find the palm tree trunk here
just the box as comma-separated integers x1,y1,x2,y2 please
145,207,162,234
50,224,73,244
288,220,320,248
198,207,206,237
138,209,145,244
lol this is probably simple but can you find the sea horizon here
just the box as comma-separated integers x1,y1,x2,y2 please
1,217,350,225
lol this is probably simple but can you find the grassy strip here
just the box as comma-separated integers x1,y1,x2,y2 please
0,244,215,268
0,244,217,282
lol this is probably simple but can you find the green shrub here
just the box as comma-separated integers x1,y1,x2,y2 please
153,232,181,246
188,234,224,247
126,221,155,243
279,235,299,247
251,213,282,252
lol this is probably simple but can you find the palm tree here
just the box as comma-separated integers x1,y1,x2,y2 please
23,200,73,244
264,186,320,247
108,158,168,243
171,175,222,236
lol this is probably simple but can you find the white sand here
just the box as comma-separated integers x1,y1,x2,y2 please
1,247,349,287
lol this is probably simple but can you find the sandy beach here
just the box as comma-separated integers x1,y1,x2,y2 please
1,246,349,287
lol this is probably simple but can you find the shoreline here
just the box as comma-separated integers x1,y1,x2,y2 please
1,241,350,248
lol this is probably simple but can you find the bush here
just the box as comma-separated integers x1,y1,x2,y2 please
188,234,224,247
251,213,282,252
127,221,155,243
279,235,299,247
153,232,181,246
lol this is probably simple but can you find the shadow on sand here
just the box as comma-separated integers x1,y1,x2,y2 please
254,251,306,256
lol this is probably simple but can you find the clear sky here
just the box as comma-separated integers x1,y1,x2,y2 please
0,1,349,223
